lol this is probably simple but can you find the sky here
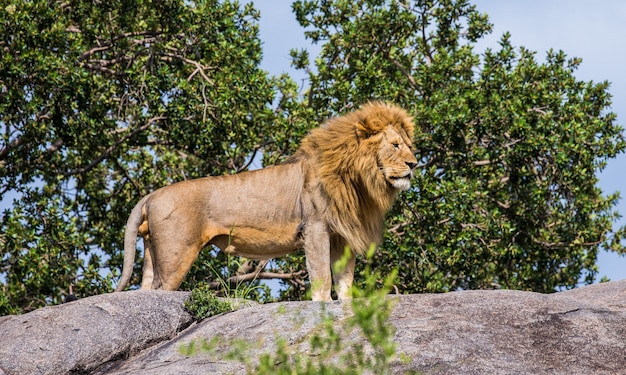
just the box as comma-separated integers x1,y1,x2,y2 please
251,0,626,283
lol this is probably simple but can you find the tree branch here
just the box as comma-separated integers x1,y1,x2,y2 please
0,136,25,161
389,56,421,94
112,157,143,196
236,145,262,173
161,52,216,85
62,116,165,177
206,268,307,290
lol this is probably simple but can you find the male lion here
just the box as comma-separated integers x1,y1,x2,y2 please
115,101,417,301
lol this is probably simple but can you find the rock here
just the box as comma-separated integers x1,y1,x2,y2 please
94,280,626,375
1,281,625,374
94,300,353,374
390,281,626,374
0,290,194,375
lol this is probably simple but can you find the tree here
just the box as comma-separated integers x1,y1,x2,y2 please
2,0,625,315
0,0,311,314
291,0,626,293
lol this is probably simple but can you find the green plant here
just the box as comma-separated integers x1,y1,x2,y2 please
206,230,267,302
184,251,268,320
210,256,269,303
184,285,233,321
180,245,402,374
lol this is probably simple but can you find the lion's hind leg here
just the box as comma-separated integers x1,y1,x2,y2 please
150,226,211,291
140,234,155,289
154,244,204,290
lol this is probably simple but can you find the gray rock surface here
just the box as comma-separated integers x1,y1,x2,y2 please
1,281,625,375
95,300,354,374
391,281,626,374
0,290,193,375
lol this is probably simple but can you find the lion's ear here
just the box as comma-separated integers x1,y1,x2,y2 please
356,120,376,140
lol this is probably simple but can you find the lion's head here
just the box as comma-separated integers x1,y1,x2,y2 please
295,101,417,254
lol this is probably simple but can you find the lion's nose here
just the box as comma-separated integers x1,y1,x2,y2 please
406,161,417,170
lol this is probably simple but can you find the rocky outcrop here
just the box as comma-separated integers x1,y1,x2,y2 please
1,281,625,374
0,291,194,375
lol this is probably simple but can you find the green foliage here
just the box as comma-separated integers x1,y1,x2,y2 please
179,248,400,374
291,0,626,293
197,251,272,304
1,0,625,315
184,285,233,321
0,0,287,314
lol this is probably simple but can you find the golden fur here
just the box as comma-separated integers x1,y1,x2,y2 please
114,101,417,301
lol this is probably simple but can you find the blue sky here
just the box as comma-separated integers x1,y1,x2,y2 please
252,0,626,283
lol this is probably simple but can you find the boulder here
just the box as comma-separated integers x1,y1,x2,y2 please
1,280,625,374
391,281,626,374
0,290,193,375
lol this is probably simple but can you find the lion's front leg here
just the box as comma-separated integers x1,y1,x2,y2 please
331,246,355,300
304,221,332,301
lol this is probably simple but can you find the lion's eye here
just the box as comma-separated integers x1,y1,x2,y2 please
392,143,400,149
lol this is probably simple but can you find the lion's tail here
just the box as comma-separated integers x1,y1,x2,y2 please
114,195,149,292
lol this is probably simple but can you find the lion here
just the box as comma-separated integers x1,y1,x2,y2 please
114,101,417,301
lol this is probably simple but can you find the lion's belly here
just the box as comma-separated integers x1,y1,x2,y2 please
210,222,303,260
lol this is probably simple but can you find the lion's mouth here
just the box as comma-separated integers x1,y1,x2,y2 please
388,172,412,190
390,171,412,180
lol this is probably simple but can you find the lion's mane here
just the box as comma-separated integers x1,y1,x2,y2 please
293,101,415,255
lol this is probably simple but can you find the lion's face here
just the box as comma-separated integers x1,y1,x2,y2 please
377,125,418,191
